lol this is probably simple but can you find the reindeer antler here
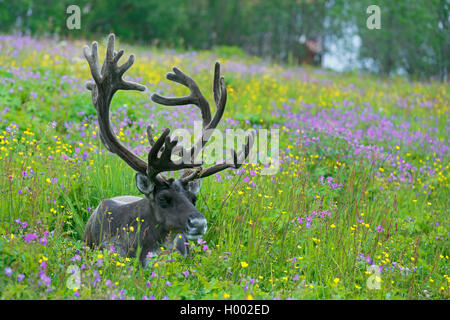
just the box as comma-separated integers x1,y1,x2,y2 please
84,34,148,175
151,62,227,163
85,34,254,185
84,34,197,185
151,62,255,182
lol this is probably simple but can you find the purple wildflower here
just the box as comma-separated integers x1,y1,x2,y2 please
24,233,38,243
40,237,48,245
91,271,101,287
39,270,51,287
95,259,103,268
4,267,13,277
70,254,81,262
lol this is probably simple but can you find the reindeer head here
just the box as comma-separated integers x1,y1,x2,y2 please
135,171,205,240
83,34,255,241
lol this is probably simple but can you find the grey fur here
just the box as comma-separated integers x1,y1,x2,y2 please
84,178,205,266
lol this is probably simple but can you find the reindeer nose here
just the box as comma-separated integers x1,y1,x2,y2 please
186,214,207,237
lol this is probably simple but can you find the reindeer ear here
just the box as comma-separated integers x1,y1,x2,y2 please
136,173,155,195
187,179,202,195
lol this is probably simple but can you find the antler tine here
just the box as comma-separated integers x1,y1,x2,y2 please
84,34,148,175
146,125,158,148
186,63,227,164
151,62,228,166
151,67,212,127
146,124,192,162
181,130,256,183
83,42,102,86
207,70,227,131
146,127,197,182
213,62,227,109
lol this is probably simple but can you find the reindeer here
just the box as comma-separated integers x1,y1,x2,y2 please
83,34,255,266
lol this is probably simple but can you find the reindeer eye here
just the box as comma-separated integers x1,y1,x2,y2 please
157,195,171,208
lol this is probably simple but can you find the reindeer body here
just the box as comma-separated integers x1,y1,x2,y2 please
84,178,204,266
85,196,187,266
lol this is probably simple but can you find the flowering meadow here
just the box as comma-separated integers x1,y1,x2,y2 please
0,34,448,300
